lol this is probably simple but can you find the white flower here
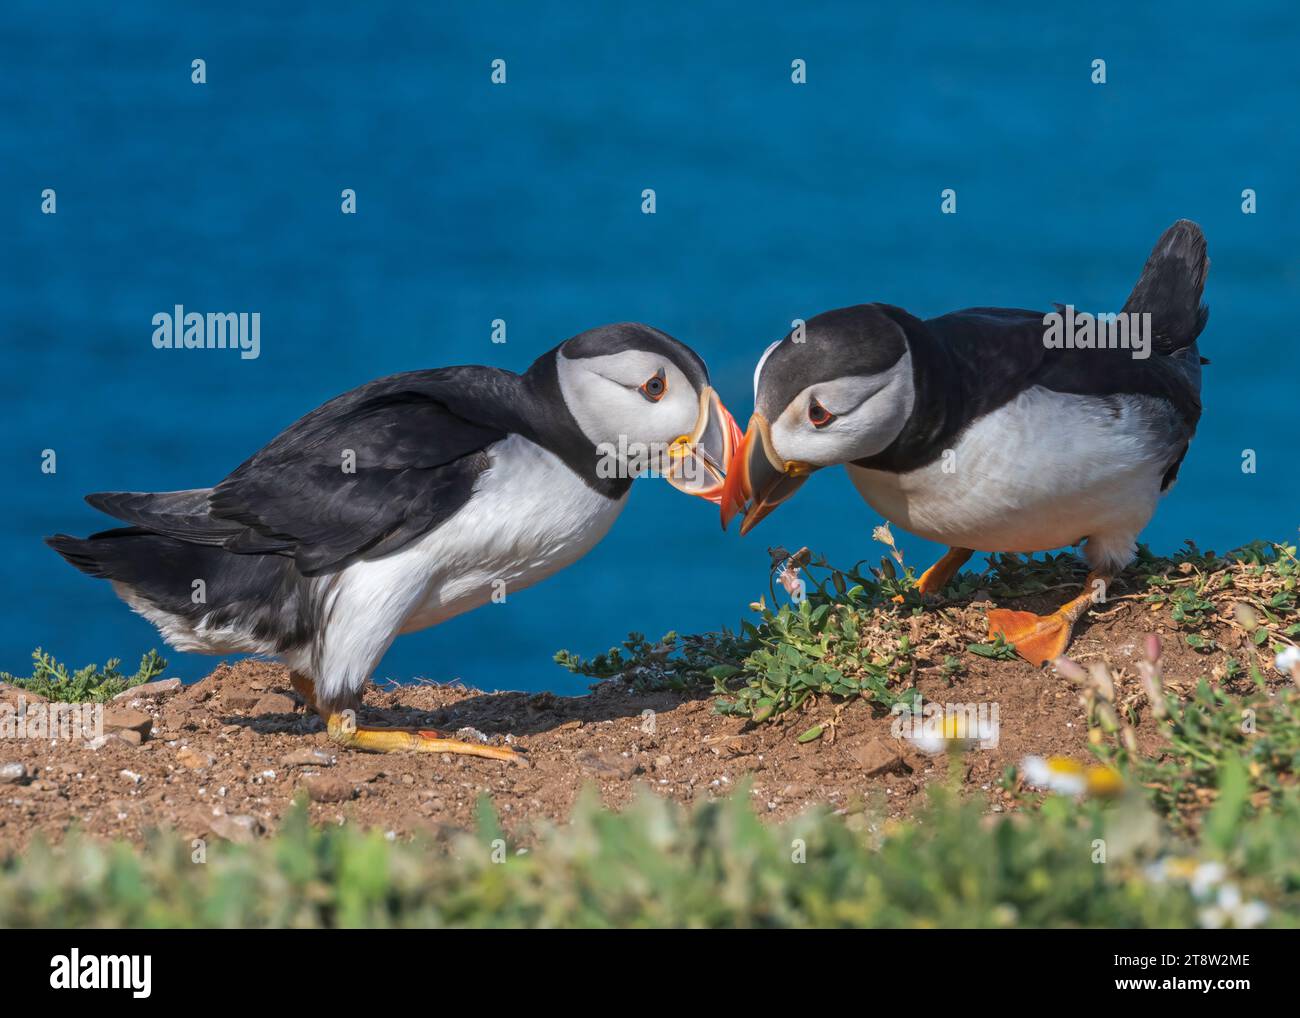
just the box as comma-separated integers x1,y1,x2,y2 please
1275,645,1300,676
909,731,946,754
1021,755,1087,796
1189,861,1227,898
1199,883,1269,929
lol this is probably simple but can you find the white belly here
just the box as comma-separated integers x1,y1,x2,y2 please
305,434,627,700
398,434,627,632
845,387,1177,557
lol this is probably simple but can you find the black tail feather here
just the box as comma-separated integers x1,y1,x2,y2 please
47,527,303,648
83,488,240,546
1121,219,1210,355
45,529,148,579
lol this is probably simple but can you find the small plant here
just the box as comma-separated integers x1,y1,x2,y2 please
556,548,917,723
555,629,753,692
966,633,1018,661
1061,634,1300,833
0,648,166,703
712,597,906,721
1141,541,1298,660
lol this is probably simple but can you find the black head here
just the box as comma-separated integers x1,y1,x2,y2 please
722,304,918,533
558,322,711,394
752,305,910,421
537,322,740,504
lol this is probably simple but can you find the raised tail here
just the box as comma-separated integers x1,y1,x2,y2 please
1121,219,1210,355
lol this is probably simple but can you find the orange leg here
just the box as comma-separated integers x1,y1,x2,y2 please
894,546,973,601
291,672,526,765
916,547,974,595
987,572,1109,667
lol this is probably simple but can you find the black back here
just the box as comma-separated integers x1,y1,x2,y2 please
757,221,1209,476
74,322,708,577
851,304,1203,473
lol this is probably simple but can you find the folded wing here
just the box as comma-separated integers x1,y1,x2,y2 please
86,368,512,576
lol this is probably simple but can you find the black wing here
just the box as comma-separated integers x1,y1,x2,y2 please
928,220,1209,426
925,306,1200,426
87,367,521,576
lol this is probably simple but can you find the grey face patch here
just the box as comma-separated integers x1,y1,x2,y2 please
754,305,909,420
560,322,710,392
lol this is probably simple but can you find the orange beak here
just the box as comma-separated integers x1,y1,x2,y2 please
720,414,814,534
662,387,743,505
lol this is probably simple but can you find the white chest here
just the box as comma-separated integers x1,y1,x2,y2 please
398,434,627,632
845,387,1176,553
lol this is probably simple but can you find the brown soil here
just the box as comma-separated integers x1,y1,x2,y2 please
0,584,1284,850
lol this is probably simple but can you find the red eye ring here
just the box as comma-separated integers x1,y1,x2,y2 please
640,370,668,402
808,398,834,428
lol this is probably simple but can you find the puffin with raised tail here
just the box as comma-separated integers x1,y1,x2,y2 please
722,220,1209,666
50,323,740,763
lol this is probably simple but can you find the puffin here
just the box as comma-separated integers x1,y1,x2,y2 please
721,220,1209,666
49,323,740,763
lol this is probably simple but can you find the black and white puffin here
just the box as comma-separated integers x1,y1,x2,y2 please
722,220,1209,666
49,323,740,762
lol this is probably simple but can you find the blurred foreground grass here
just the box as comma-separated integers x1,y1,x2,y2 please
2,687,1298,927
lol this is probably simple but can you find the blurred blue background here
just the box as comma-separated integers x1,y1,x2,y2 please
2,2,1297,693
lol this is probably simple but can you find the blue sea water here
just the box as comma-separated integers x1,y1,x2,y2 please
2,2,1297,695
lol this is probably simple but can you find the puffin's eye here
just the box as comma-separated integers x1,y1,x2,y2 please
808,398,834,428
639,370,668,402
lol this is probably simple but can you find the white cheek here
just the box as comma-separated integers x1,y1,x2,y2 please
665,383,703,437
770,355,914,466
560,369,624,445
558,357,699,450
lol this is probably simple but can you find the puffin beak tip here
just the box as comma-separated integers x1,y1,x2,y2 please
720,413,811,535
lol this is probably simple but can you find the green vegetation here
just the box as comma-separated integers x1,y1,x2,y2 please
0,648,166,703
2,627,1297,928
558,537,1299,725
966,633,1018,660
1141,539,1299,657
557,543,933,723
3,719,1297,927
1088,654,1300,834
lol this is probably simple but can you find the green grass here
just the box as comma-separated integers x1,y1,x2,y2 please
2,764,1295,927
1090,663,1300,833
0,648,166,703
556,537,1299,725
556,546,929,723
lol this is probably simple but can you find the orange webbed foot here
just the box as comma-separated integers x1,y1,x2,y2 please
986,608,1075,667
